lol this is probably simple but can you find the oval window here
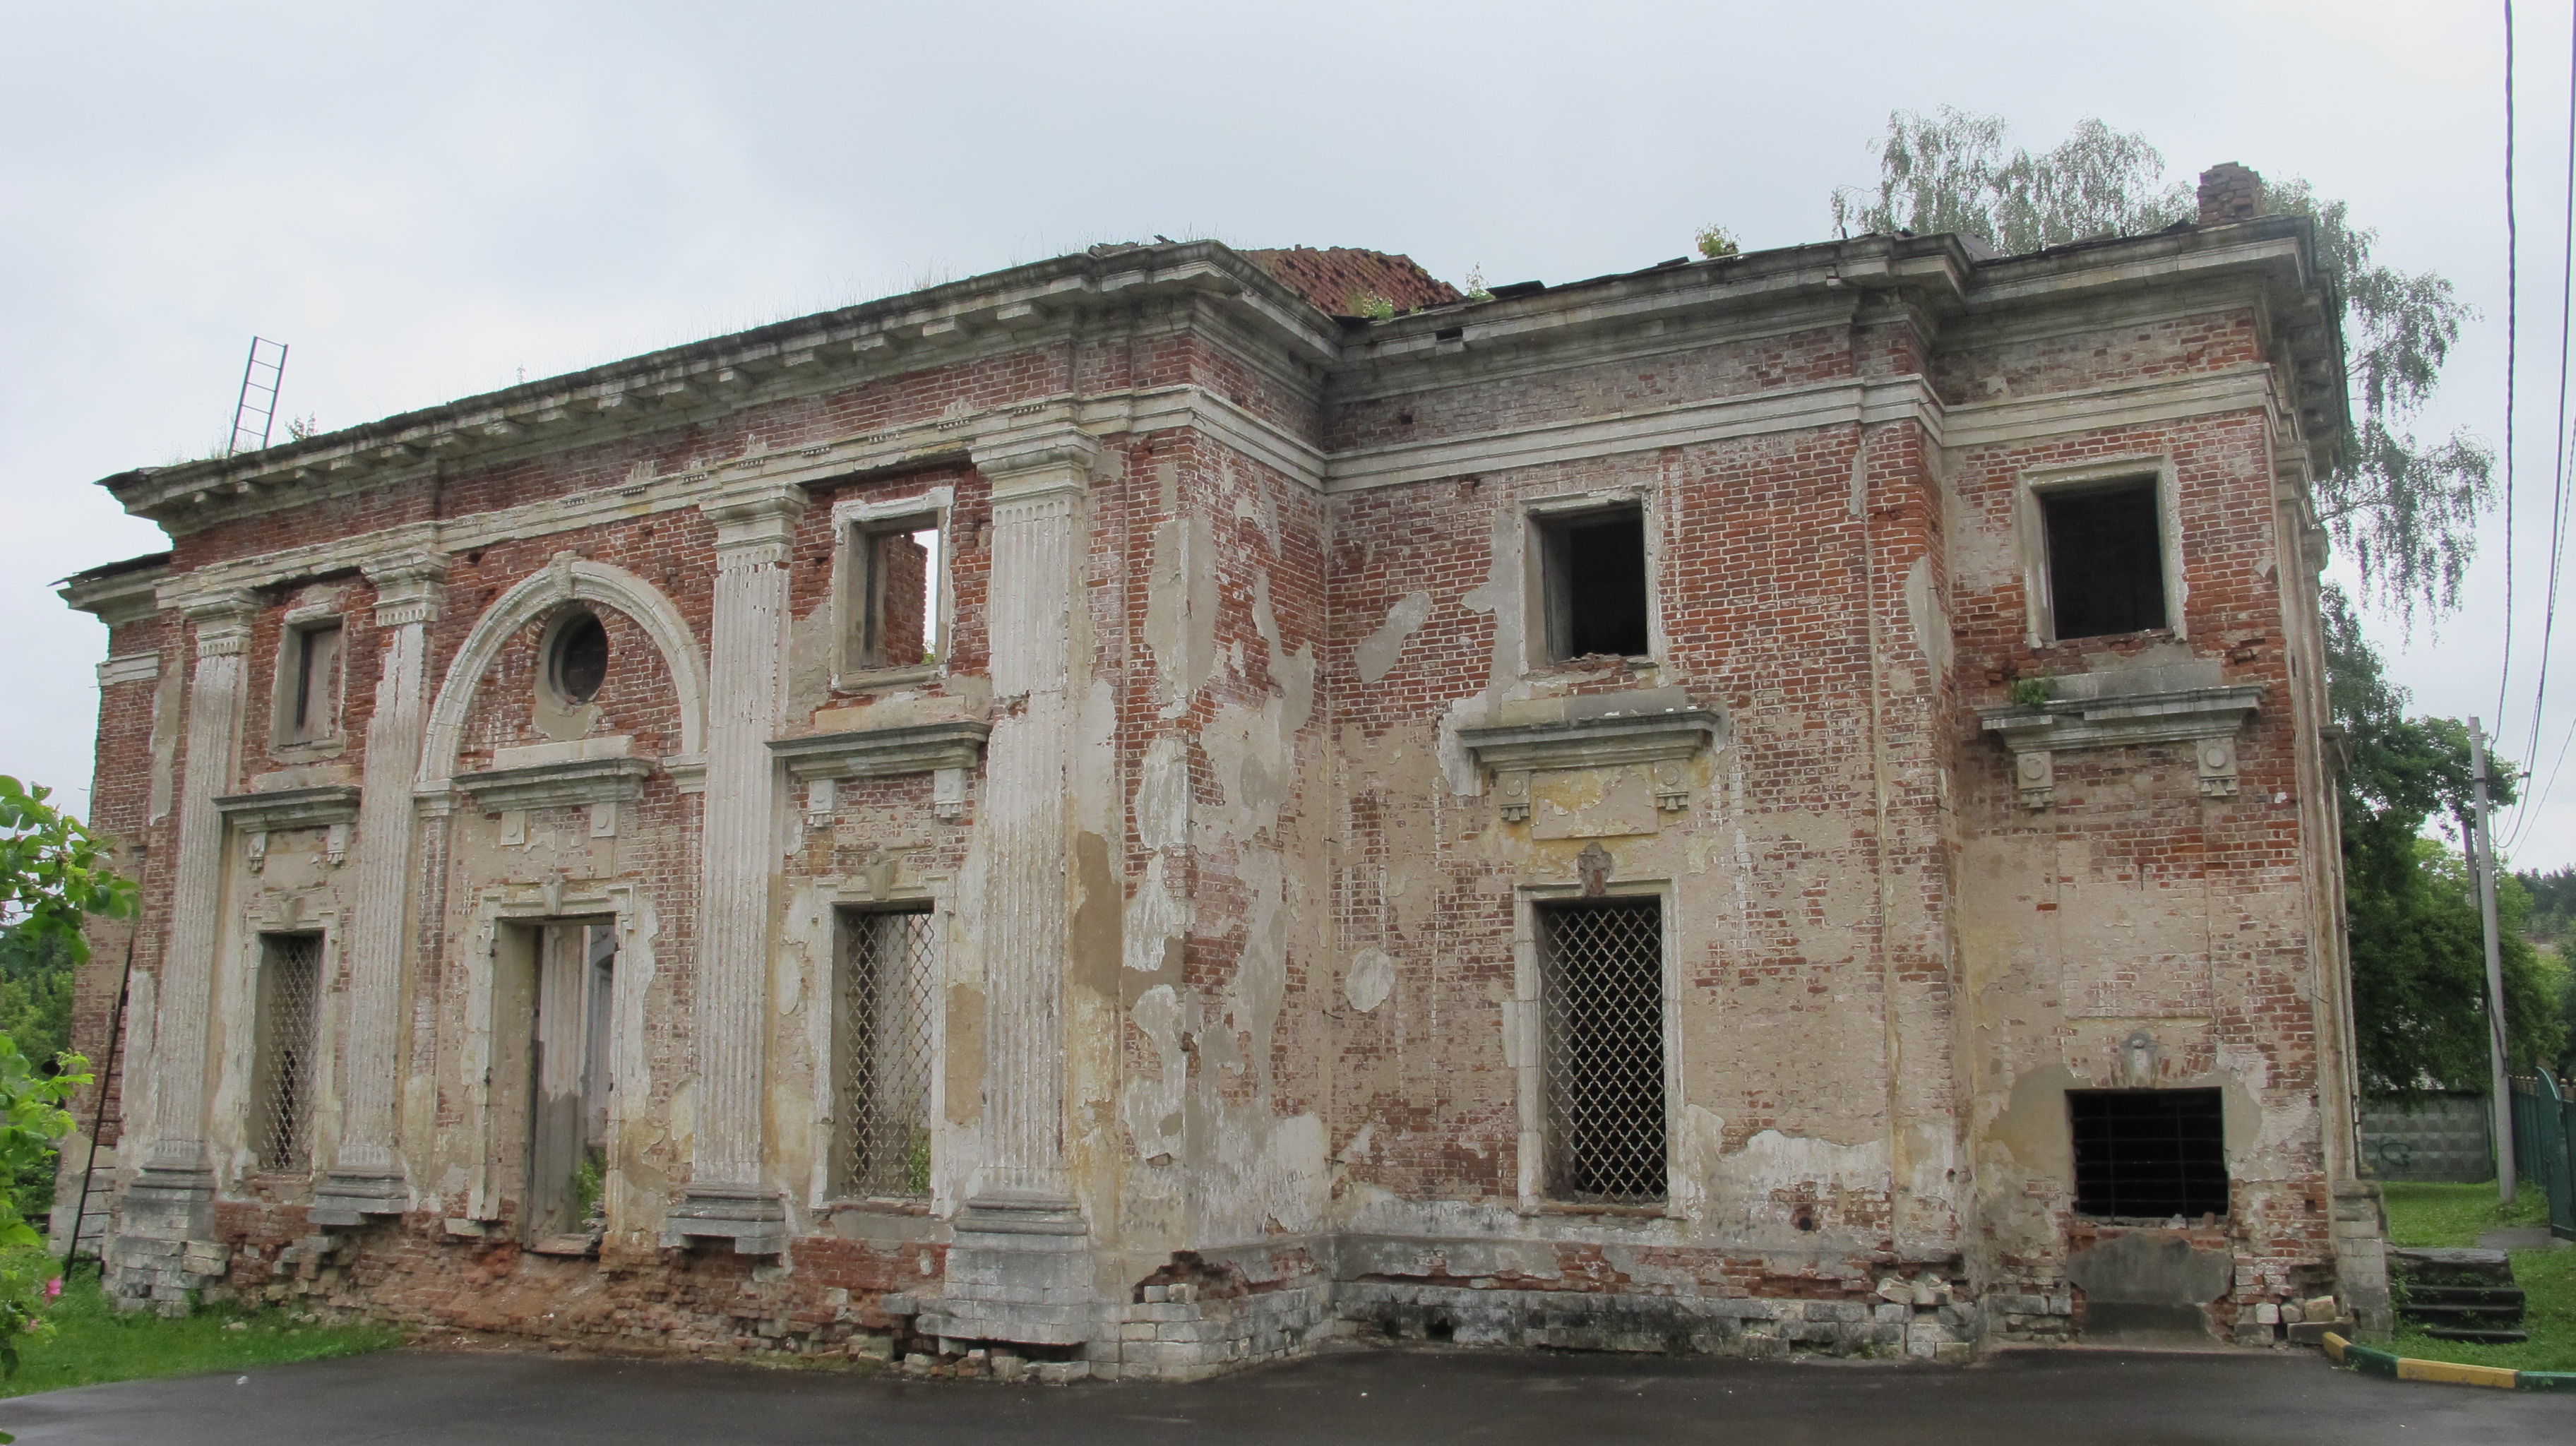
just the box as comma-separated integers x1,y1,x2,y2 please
551,612,608,704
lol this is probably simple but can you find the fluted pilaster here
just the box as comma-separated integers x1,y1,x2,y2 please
143,590,256,1178
665,484,801,1252
314,552,444,1225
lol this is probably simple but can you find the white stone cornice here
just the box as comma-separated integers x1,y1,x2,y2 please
769,720,990,781
213,784,363,832
970,410,1104,498
361,548,449,628
702,482,807,558
174,588,259,655
97,653,160,688
1323,376,1940,493
59,563,169,628
1944,365,2275,452
455,755,655,812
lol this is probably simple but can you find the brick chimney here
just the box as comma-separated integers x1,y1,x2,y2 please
2196,163,2264,226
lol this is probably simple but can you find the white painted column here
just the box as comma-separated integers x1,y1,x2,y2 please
314,551,444,1226
665,484,802,1253
141,592,256,1176
919,421,1099,1349
114,589,256,1297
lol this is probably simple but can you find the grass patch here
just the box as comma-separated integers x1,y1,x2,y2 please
2383,1181,2575,1373
0,1264,404,1399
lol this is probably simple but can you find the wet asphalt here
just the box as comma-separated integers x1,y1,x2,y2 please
0,1343,2564,1445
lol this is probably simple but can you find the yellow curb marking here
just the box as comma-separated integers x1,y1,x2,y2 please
2394,1358,2520,1390
2321,1332,2348,1365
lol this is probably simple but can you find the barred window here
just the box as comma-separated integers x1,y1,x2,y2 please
1537,898,1667,1203
251,932,323,1173
835,907,939,1198
2069,1089,2229,1219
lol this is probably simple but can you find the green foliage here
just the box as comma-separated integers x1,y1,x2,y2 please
2328,588,2569,1089
574,1149,605,1228
1830,106,2190,253
1462,265,1493,303
2008,676,2053,709
0,777,130,1370
0,779,132,967
0,1264,402,1400
1344,290,1398,321
1693,225,1740,260
2383,1183,2576,1373
1832,112,2491,624
906,1125,931,1197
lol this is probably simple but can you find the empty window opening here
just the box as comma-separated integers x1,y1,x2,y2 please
526,920,616,1243
2042,481,2166,638
836,907,939,1198
1537,897,1666,1203
549,611,609,705
251,932,323,1173
852,521,941,672
1538,507,1650,660
280,622,342,743
2068,1088,2229,1219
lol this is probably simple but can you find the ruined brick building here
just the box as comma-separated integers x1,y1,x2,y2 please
54,163,2387,1375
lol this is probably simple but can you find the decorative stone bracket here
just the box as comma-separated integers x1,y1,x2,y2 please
768,719,991,825
1976,682,2264,810
1456,697,1725,822
215,785,362,873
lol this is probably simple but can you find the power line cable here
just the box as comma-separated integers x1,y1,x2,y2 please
2501,0,2522,729
2512,11,2576,820
2506,8,2576,855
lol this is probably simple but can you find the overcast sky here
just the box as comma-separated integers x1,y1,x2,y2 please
4,1,2564,862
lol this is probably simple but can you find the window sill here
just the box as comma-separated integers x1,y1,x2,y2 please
2040,627,2177,649
1526,1200,1672,1219
268,739,346,763
825,1197,934,1218
833,662,943,693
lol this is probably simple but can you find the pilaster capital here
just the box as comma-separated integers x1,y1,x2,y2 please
701,483,807,561
362,549,449,628
972,417,1103,503
174,588,261,656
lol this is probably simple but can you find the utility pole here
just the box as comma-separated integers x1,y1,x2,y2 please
2469,719,2517,1205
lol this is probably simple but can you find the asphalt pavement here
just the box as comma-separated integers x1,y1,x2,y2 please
1,1342,2563,1445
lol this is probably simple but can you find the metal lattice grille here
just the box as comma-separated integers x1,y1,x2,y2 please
2069,1089,2229,1219
252,933,322,1173
1539,900,1666,1203
838,909,938,1197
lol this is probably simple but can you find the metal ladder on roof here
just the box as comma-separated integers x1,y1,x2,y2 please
225,335,290,458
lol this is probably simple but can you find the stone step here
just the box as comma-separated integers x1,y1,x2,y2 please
2404,1284,2525,1309
2388,1247,2515,1288
2400,1301,2527,1327
2425,1326,2529,1344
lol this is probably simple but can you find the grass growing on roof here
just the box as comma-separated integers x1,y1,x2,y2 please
2381,1181,2575,1373
0,1262,403,1399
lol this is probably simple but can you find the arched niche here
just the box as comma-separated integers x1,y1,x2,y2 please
417,551,708,794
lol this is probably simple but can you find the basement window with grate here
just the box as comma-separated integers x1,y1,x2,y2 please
836,907,941,1199
1537,897,1668,1204
2068,1088,2229,1219
1534,503,1652,662
2039,479,2169,639
251,932,323,1174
